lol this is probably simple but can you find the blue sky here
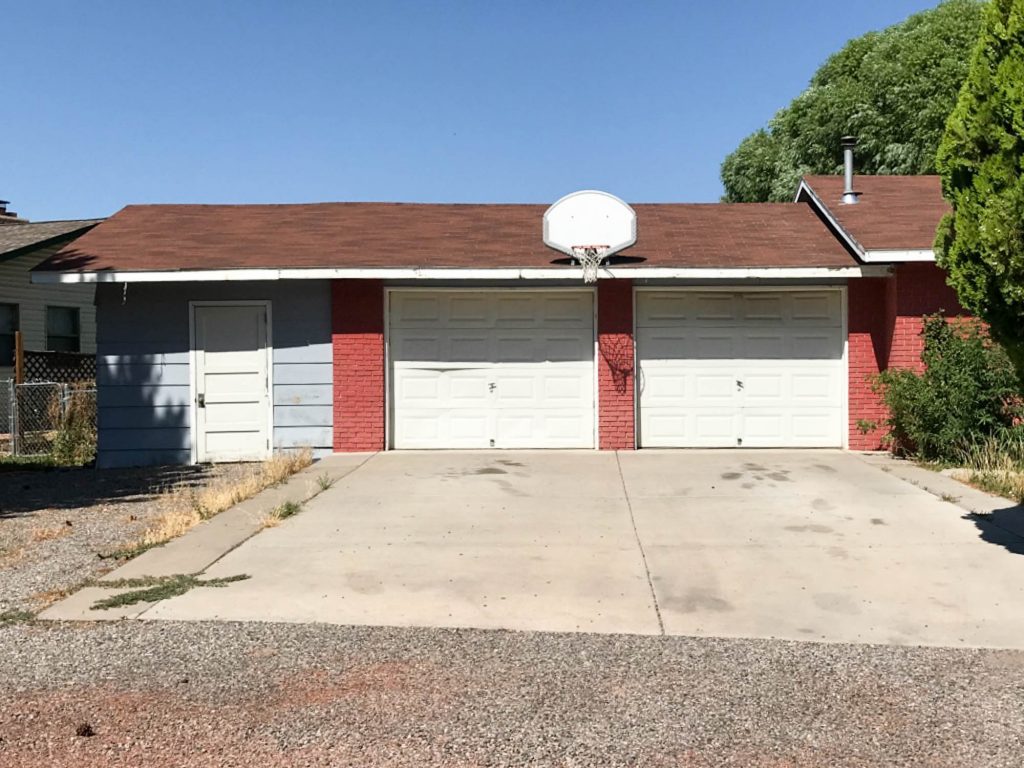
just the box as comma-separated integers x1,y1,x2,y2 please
4,1,940,220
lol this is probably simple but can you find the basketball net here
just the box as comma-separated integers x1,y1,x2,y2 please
571,245,609,284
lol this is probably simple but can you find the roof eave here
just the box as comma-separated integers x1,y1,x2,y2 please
795,179,867,261
32,264,891,284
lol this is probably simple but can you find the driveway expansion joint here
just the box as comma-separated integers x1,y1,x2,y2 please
616,451,665,636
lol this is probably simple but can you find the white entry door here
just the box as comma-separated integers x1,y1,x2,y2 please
192,303,271,462
637,289,844,448
390,290,595,449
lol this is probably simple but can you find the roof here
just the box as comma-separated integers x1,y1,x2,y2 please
0,219,103,260
36,202,856,274
800,175,948,252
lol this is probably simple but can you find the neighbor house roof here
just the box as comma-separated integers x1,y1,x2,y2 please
35,202,858,275
0,219,103,262
798,175,948,256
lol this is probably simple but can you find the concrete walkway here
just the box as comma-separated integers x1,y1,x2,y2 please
123,449,1024,649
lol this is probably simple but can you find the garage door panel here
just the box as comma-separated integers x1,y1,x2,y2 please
447,295,490,325
542,294,593,326
693,293,739,322
637,293,692,325
496,411,592,448
694,332,739,359
790,292,842,325
741,294,785,323
790,333,842,360
638,290,843,448
391,291,595,449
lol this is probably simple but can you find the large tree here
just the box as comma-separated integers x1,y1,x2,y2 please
935,0,1024,377
721,0,983,202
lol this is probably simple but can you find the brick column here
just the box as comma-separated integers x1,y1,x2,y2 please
597,279,635,450
332,279,385,452
847,277,894,450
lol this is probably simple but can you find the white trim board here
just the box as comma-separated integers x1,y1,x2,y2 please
862,249,935,263
32,265,891,284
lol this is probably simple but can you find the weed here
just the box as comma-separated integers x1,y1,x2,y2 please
261,499,303,530
90,573,249,610
49,385,97,466
316,473,334,491
0,609,35,625
275,501,301,519
98,540,162,561
109,447,314,560
940,492,961,503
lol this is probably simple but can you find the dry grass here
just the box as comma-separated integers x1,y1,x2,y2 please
30,585,75,610
30,523,72,543
952,433,1024,503
122,448,314,556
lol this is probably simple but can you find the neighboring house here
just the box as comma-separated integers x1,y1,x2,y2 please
0,201,102,381
32,172,959,468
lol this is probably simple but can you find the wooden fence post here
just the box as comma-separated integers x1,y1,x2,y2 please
14,330,23,385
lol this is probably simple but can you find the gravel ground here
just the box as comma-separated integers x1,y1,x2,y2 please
0,464,249,614
1,621,1022,767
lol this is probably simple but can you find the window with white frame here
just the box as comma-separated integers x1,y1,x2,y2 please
45,306,80,352
0,303,17,366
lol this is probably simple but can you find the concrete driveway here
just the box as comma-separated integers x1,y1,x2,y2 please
148,450,1024,648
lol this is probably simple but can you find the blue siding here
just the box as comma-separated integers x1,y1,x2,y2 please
96,281,333,468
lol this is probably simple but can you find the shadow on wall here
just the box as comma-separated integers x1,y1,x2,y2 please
967,508,1024,556
96,347,192,468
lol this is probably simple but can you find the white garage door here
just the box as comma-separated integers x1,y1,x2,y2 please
637,289,844,448
390,290,595,449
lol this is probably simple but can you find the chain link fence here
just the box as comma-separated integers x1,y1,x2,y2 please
0,379,97,460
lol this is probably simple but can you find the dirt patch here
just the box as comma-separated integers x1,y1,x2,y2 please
0,463,248,614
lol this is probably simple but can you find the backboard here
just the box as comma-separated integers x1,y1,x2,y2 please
542,190,637,257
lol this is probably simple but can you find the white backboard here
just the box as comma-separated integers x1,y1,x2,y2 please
543,190,637,256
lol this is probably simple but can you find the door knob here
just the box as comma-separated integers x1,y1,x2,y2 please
197,393,206,408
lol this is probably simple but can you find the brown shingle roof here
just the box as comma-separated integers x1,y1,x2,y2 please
0,219,102,259
801,175,949,252
36,201,856,273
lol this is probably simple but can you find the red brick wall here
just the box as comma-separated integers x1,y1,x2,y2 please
332,279,385,452
888,262,964,372
847,277,892,450
597,280,636,450
847,263,965,449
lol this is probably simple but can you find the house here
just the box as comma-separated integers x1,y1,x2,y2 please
0,201,103,381
31,170,960,468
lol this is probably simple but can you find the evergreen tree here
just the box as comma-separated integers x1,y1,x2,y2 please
936,0,1024,378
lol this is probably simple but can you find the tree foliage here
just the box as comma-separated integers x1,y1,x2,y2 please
721,0,983,202
935,0,1024,378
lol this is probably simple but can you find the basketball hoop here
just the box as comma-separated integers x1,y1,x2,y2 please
543,190,637,284
571,245,610,284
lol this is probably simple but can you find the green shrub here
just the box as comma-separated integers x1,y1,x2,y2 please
875,314,1022,461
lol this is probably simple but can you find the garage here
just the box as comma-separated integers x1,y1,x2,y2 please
637,288,845,448
389,289,595,449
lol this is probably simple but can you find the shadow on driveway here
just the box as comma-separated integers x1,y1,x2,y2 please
967,503,1024,555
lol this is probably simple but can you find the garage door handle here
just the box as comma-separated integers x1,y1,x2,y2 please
197,393,205,408
488,383,497,392
736,380,744,390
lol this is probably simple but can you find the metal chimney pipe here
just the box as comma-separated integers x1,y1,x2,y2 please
841,136,860,204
